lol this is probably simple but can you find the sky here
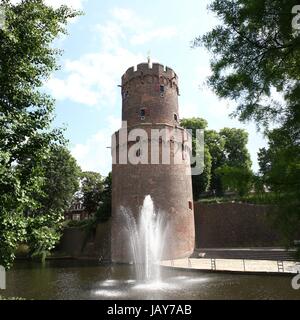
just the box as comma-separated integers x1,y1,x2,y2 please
39,0,268,176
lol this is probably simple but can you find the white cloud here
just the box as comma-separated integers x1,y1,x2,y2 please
130,27,177,45
47,74,99,106
110,7,177,45
180,62,232,120
47,49,144,107
109,7,178,45
46,8,150,107
46,7,177,108
110,7,147,30
96,21,125,50
180,102,200,119
71,116,121,175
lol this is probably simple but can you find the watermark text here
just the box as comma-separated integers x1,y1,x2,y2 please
0,6,5,30
292,5,300,35
291,266,300,290
111,122,204,176
0,265,6,290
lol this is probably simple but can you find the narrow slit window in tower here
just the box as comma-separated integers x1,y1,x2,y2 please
174,113,178,122
160,85,164,97
140,108,146,120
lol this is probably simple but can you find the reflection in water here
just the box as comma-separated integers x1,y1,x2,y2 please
3,260,300,300
93,289,125,298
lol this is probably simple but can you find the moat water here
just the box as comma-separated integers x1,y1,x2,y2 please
3,260,300,300
3,195,300,300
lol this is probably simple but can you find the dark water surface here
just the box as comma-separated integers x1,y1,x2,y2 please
2,260,300,300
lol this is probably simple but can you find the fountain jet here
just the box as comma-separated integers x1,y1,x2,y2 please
120,195,167,281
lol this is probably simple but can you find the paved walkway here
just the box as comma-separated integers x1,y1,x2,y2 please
161,258,300,274
195,247,297,252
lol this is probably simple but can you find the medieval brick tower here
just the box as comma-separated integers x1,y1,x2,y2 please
111,62,195,263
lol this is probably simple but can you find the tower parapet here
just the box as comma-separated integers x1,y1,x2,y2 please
121,63,180,128
122,63,178,87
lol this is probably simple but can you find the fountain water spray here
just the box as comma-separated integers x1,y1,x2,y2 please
120,195,168,282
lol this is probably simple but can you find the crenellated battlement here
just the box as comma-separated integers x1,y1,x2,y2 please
121,61,180,127
121,62,178,86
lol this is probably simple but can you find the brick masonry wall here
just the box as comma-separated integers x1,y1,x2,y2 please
194,202,282,248
121,63,179,128
58,221,111,260
111,163,195,262
59,202,287,260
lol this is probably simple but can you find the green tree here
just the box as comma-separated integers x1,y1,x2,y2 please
258,128,300,195
193,0,300,130
96,172,112,222
205,130,226,195
180,117,208,134
180,118,212,199
194,0,300,250
26,213,62,263
216,165,253,197
26,145,81,261
81,171,104,216
35,145,81,214
180,118,252,198
220,128,252,169
205,127,251,196
0,0,80,268
258,127,300,246
192,147,212,200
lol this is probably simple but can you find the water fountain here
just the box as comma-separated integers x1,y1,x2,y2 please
5,191,297,300
120,195,168,282
5,196,299,299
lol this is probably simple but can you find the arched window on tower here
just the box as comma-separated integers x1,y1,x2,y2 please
174,113,178,122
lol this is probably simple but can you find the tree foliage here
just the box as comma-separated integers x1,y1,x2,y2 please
258,127,300,245
80,171,104,216
180,117,208,134
205,130,225,195
0,0,80,268
195,0,300,249
96,172,112,222
216,165,253,197
26,213,62,263
180,118,212,199
191,146,212,200
181,118,252,198
35,145,81,214
220,128,252,169
194,0,300,130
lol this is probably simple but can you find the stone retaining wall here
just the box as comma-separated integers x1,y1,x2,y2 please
194,202,281,248
58,221,111,260
59,203,286,259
